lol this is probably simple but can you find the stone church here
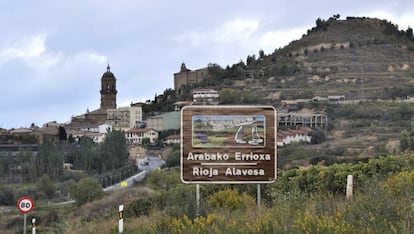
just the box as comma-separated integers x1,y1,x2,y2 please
71,65,118,124
173,63,208,94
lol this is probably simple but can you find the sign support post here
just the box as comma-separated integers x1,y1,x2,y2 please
257,184,261,207
181,106,277,216
23,213,27,234
196,184,200,217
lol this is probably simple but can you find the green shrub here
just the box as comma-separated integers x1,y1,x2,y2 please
145,168,181,190
37,174,56,199
207,188,255,212
165,150,180,168
127,197,153,217
70,177,104,205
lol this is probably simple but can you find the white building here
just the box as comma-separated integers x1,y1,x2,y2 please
328,95,346,103
10,128,32,136
125,128,159,145
192,88,220,105
106,104,143,130
163,134,180,145
277,127,312,147
66,123,112,143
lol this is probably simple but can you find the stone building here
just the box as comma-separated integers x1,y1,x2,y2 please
72,65,118,124
173,63,208,94
106,103,143,130
100,64,117,110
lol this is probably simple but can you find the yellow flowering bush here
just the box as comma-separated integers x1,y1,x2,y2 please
207,188,255,211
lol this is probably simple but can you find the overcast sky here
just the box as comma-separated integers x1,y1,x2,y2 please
1,0,414,129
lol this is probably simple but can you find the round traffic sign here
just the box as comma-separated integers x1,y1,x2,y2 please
17,197,34,214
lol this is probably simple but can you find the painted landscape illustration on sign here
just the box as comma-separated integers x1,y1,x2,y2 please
192,115,265,147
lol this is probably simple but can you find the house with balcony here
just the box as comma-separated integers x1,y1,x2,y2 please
192,88,220,105
125,128,159,145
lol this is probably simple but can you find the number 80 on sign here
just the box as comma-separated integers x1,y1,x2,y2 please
17,197,34,214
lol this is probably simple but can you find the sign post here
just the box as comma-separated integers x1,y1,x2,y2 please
32,218,36,234
181,105,277,184
346,175,353,199
17,197,34,234
181,106,277,214
196,184,200,217
119,204,124,233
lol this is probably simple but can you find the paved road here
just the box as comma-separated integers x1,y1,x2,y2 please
49,156,165,205
103,156,165,192
138,156,166,171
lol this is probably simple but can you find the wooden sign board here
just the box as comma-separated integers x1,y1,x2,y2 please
181,105,277,184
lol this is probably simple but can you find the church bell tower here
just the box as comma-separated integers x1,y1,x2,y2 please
100,64,117,110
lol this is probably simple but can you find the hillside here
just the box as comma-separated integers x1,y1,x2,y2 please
186,16,414,101
248,16,414,100
270,17,414,163
178,16,414,164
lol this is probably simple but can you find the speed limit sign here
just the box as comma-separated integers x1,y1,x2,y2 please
17,197,34,214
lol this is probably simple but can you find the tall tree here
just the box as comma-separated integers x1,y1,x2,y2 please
18,148,36,182
58,126,67,141
246,54,256,66
76,136,97,172
37,140,64,180
316,17,323,28
259,49,265,59
99,129,129,173
406,27,414,40
37,174,56,199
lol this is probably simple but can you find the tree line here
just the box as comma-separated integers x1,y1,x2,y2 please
0,129,130,184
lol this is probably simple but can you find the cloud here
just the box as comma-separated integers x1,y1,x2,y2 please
175,18,259,47
365,10,414,30
3,0,414,129
215,19,259,44
171,18,264,68
6,34,46,58
259,27,309,53
0,34,62,70
0,32,110,128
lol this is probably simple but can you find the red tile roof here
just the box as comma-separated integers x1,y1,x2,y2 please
165,134,180,139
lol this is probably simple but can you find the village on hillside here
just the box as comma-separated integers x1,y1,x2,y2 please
0,63,333,168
